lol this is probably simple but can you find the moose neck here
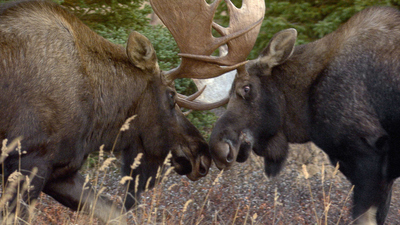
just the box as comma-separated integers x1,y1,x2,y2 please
273,34,339,143
74,29,146,151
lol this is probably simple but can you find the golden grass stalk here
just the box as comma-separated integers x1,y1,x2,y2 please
302,164,320,224
336,185,355,225
145,177,153,192
195,169,224,225
272,187,279,224
0,166,37,224
163,152,172,167
243,205,250,225
167,183,177,191
147,154,174,225
0,170,22,209
180,199,193,225
131,153,143,170
120,115,137,132
111,114,137,155
120,176,133,185
88,186,108,225
1,137,23,194
1,137,24,162
161,167,174,184
232,203,241,225
75,174,90,222
98,144,105,162
99,157,116,172
251,213,258,225
322,162,340,225
120,152,145,219
134,175,140,198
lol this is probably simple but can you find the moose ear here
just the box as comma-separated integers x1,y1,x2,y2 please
126,31,159,73
258,28,297,68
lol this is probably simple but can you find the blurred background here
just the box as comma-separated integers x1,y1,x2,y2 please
1,0,400,224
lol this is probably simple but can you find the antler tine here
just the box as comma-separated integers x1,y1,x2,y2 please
176,84,230,111
177,85,206,101
217,0,265,65
150,0,265,83
176,96,230,111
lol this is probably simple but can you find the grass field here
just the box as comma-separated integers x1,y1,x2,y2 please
1,142,399,224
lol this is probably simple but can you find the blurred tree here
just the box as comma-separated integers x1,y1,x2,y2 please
255,0,400,58
60,0,180,71
3,0,400,65
61,0,150,33
211,0,400,59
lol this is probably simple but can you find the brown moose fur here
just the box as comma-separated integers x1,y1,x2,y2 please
210,6,400,225
0,0,211,224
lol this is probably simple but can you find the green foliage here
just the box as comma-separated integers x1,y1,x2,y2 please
94,25,129,45
186,111,218,140
61,0,151,32
210,0,400,59
251,0,400,58
60,0,188,96
60,0,182,78
140,25,180,71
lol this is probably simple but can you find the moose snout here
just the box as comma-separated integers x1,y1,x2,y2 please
173,140,212,181
210,140,236,170
198,155,210,176
185,153,211,181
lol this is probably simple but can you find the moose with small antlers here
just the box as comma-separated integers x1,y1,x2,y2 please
209,5,400,225
0,0,264,224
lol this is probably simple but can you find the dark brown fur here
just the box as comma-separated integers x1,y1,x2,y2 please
210,6,400,225
0,0,211,223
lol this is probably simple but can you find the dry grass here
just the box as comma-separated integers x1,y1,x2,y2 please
1,139,399,224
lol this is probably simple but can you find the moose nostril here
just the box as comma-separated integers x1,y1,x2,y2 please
226,147,234,163
199,163,207,176
198,156,209,176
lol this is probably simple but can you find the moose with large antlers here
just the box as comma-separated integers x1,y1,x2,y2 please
209,6,400,225
0,0,263,224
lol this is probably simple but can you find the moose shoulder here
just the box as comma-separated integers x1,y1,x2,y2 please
210,6,400,225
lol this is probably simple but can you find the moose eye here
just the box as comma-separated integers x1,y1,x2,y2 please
168,91,175,99
168,91,176,107
243,85,251,94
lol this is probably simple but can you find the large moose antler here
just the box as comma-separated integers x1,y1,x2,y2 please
149,0,265,110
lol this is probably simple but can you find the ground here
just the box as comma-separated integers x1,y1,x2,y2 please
29,143,400,225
